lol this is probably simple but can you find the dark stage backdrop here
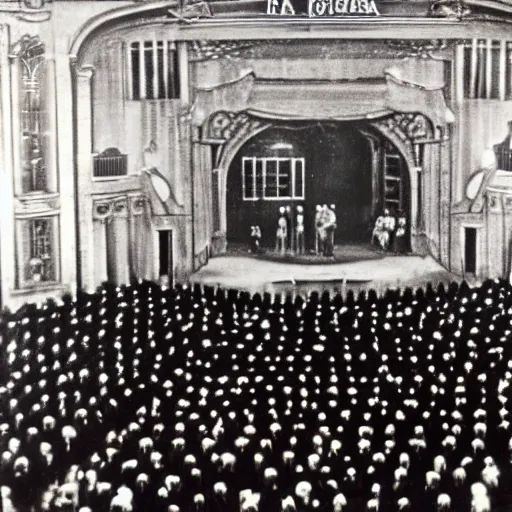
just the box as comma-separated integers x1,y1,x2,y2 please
226,123,373,249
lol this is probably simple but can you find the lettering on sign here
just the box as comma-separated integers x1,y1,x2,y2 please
267,0,380,16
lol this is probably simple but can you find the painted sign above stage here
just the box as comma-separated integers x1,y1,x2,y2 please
267,0,380,16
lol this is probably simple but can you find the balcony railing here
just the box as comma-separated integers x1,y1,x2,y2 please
494,145,512,172
93,149,128,179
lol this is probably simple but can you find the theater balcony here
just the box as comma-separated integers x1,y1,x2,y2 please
494,146,512,173
92,148,128,180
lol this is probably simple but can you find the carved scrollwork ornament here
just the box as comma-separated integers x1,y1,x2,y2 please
94,202,111,221
428,0,470,19
376,113,430,144
10,34,45,59
131,196,145,216
113,199,128,217
385,39,463,59
22,0,46,10
488,194,500,211
190,40,256,62
208,111,262,142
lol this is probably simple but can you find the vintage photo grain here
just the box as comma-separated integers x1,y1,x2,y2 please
1,0,512,511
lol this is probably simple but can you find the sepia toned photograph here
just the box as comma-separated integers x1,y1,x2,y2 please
2,0,512,510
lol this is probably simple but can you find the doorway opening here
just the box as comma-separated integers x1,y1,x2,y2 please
464,227,477,275
158,230,174,287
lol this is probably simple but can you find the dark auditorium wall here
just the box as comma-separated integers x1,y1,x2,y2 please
226,123,373,249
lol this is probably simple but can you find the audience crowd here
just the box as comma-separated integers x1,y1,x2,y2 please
1,279,512,511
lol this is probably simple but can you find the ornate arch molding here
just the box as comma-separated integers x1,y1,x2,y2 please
68,0,176,60
370,112,434,173
201,111,271,236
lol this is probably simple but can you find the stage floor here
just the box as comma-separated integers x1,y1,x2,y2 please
191,245,460,295
225,242,383,265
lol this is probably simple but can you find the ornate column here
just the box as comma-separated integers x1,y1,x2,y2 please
75,65,95,292
360,130,380,218
9,51,21,195
203,111,270,254
111,197,130,285
178,42,189,105
0,24,15,302
371,113,429,253
455,43,465,104
46,54,58,193
92,201,110,286
439,131,453,268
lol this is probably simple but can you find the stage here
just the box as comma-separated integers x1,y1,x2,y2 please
191,244,461,296
224,243,384,265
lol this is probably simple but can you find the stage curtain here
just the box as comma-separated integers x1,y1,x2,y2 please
191,65,453,127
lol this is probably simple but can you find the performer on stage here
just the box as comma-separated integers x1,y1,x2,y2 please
250,226,262,254
372,210,392,251
296,205,305,255
393,211,407,253
286,206,293,252
322,204,337,257
329,204,337,256
383,209,396,251
315,205,323,254
276,207,288,256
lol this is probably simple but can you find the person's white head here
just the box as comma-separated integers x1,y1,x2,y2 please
330,204,335,210
316,205,322,212
384,209,389,216
279,207,285,214
297,206,303,213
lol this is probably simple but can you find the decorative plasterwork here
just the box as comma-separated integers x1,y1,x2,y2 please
205,111,269,167
0,1,51,22
487,193,502,212
190,40,257,62
93,195,146,221
192,69,451,128
373,113,430,144
9,33,45,59
14,193,60,217
428,0,471,19
168,0,212,22
207,111,261,141
384,39,462,59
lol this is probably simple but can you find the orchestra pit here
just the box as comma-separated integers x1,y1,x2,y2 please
2,279,512,512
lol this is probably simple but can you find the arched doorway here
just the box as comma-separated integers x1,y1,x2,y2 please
225,121,410,251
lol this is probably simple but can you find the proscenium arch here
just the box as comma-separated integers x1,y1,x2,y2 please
213,113,422,240
215,121,272,234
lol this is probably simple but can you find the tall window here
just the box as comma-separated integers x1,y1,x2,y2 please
463,39,511,100
242,157,305,201
19,36,48,193
128,41,180,100
18,217,57,286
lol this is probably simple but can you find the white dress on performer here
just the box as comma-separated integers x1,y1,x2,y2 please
276,215,288,255
296,212,305,254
